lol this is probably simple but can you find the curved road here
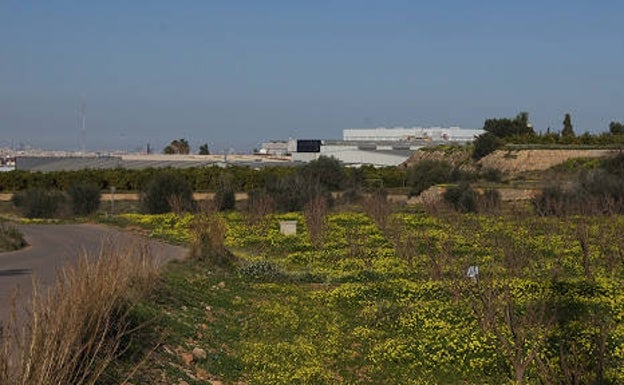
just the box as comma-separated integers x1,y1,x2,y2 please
0,223,187,324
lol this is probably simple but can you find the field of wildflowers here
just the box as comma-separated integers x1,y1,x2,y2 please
117,211,624,384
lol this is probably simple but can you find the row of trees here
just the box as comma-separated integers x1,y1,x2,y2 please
162,138,211,155
0,162,406,193
141,156,350,214
6,156,355,217
473,113,624,160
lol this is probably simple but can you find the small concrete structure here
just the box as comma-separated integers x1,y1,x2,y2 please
279,220,297,236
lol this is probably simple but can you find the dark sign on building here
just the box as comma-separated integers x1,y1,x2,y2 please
296,140,322,153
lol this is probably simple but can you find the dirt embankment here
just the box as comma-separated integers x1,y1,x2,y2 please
0,192,250,202
478,149,616,176
401,147,617,203
402,147,473,169
404,147,617,176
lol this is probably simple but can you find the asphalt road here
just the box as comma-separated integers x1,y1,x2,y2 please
0,223,187,324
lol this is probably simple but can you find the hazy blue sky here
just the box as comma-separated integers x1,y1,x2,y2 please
1,1,623,152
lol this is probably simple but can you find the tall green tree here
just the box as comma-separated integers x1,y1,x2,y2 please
483,112,534,138
472,132,505,160
199,143,210,155
406,159,453,196
609,121,624,135
163,139,190,154
473,112,534,159
562,113,575,137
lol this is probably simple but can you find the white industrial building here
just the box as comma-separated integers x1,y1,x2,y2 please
289,126,483,167
257,141,290,156
343,127,483,143
291,140,419,167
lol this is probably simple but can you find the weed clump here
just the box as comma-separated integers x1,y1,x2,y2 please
189,212,236,269
239,260,287,282
0,222,26,251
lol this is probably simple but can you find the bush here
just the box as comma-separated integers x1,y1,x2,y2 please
601,152,624,177
532,185,569,216
480,188,502,212
443,183,478,213
450,166,477,183
298,156,346,190
263,174,323,212
406,160,453,197
533,170,624,216
140,172,193,214
67,183,101,216
472,132,505,160
11,188,65,218
482,168,503,182
214,184,236,211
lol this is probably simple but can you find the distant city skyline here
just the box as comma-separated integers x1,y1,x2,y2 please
1,1,623,153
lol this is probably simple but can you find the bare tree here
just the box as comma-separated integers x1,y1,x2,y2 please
386,218,418,270
575,222,593,280
304,195,328,249
246,190,275,225
362,189,392,232
469,281,555,385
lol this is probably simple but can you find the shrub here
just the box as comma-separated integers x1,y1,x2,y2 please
297,155,346,190
406,160,453,197
581,170,624,213
482,168,503,183
601,152,624,177
214,184,236,211
480,188,502,212
11,188,65,218
444,183,478,213
534,166,624,216
472,132,505,160
140,172,193,214
67,183,101,216
533,185,576,216
263,174,323,212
